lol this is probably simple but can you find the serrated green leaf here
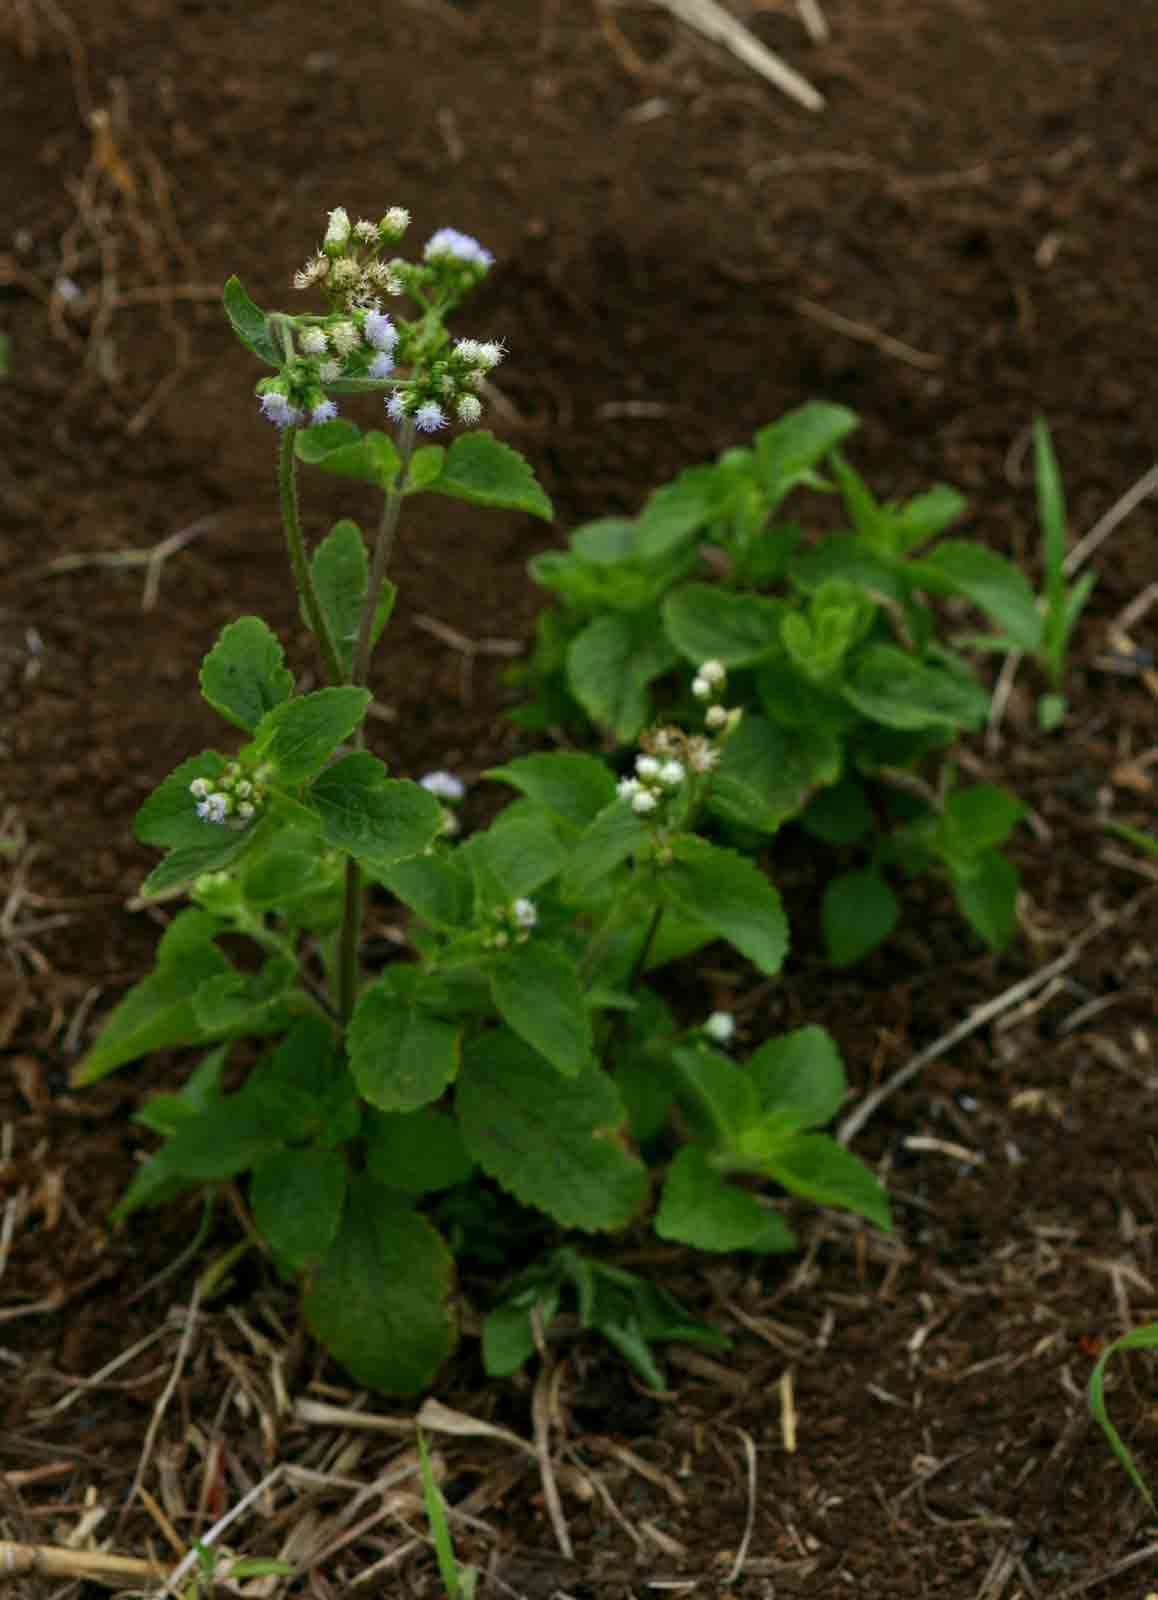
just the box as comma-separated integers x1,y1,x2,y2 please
294,424,401,489
747,1027,847,1128
199,617,294,734
428,431,553,520
843,644,989,731
662,838,788,977
254,687,370,784
485,753,617,831
790,535,908,605
463,811,567,905
566,613,676,741
489,941,593,1076
251,1148,347,1269
766,1133,891,1231
348,986,461,1111
948,848,1020,951
670,1046,760,1144
913,541,1042,653
656,1147,795,1252
135,754,228,849
364,1107,474,1194
405,444,445,493
662,583,785,668
375,851,474,928
822,868,898,967
755,403,859,507
308,520,392,679
304,1176,457,1395
709,715,841,835
633,472,719,559
139,831,257,898
311,754,442,868
457,1030,647,1230
223,276,280,366
559,800,649,901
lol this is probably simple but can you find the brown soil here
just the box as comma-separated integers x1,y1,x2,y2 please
2,1,1157,1596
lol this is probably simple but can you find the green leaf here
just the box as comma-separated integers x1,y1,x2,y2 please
747,1027,847,1128
709,715,841,835
1034,415,1068,627
766,1132,891,1231
755,403,860,509
662,838,788,977
241,842,324,908
254,687,371,784
1088,1324,1158,1509
464,811,567,905
247,1015,359,1147
139,1094,284,1181
308,520,395,678
303,1176,457,1395
843,644,989,731
559,800,649,901
656,1147,795,1252
364,1107,474,1194
428,431,553,521
893,484,967,551
948,848,1019,951
485,753,617,831
139,832,256,898
72,910,231,1084
191,956,298,1037
798,776,873,845
311,755,442,869
199,617,294,735
942,784,1025,856
375,851,474,928
670,1046,760,1144
457,1030,647,1230
756,662,853,733
135,754,228,849
294,424,402,489
222,276,279,366
662,583,785,668
250,1148,347,1269
822,869,899,967
347,986,460,1112
490,941,593,1076
633,471,719,559
914,541,1042,653
790,535,908,606
405,444,446,493
566,613,677,741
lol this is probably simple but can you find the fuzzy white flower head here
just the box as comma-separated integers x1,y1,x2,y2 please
299,325,328,356
635,755,660,780
512,898,537,930
368,352,395,380
419,770,466,803
386,391,408,423
189,777,212,800
382,206,410,236
324,206,351,252
617,777,641,801
699,659,726,687
328,320,361,356
318,359,343,384
294,254,329,290
454,338,482,363
424,228,494,267
686,737,719,774
705,704,729,731
310,400,338,426
691,675,711,701
259,391,301,429
456,394,483,425
658,760,685,789
354,218,379,243
477,339,506,369
196,792,230,825
632,788,659,815
330,257,361,290
364,259,403,295
704,1011,735,1044
414,401,447,433
364,309,397,352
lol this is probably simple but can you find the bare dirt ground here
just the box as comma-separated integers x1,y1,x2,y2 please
1,1,1157,1595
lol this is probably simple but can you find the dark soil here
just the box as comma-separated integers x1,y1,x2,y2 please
2,1,1157,1596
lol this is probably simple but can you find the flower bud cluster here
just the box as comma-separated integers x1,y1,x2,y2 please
617,748,687,817
484,897,538,949
385,335,505,434
703,1010,736,1045
419,769,466,836
295,206,410,308
690,658,734,732
189,761,272,829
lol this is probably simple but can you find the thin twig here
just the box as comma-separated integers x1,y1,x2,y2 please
1064,462,1158,578
837,886,1156,1146
653,0,825,111
788,296,942,370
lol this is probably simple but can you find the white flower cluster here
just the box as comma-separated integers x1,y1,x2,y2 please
189,762,270,829
386,335,505,434
485,896,538,949
295,206,410,301
690,658,732,731
617,750,687,816
419,769,465,802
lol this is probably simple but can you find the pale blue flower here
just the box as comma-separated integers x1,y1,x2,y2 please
386,391,408,422
423,228,494,267
310,400,338,426
259,392,301,429
414,401,447,432
364,310,398,352
368,352,395,380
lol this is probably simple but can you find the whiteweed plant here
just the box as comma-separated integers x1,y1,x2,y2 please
76,208,889,1396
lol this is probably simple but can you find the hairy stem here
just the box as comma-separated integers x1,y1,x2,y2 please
336,419,417,1025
